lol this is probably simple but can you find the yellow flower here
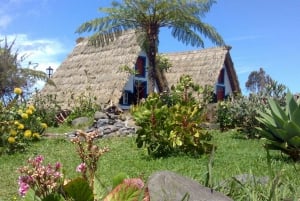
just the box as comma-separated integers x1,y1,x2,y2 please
14,88,22,95
17,123,24,130
10,129,17,136
32,133,41,139
21,113,28,119
8,137,16,144
24,130,32,138
17,109,23,115
14,121,20,125
26,109,33,115
28,105,35,111
41,123,48,129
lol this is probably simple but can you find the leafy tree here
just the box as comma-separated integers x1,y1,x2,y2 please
245,67,272,94
0,38,53,105
76,0,224,93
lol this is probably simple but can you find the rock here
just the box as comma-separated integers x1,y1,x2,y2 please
71,117,90,127
94,111,108,120
147,171,233,201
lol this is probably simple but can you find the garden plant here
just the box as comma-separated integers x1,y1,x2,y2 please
256,92,300,161
0,88,47,154
132,75,214,157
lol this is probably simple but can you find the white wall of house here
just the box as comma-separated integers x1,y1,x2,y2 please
214,64,233,97
224,65,233,95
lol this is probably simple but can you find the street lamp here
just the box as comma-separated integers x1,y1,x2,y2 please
46,66,53,78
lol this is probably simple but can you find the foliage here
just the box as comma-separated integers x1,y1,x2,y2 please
0,38,53,105
132,75,213,157
66,90,101,125
245,67,272,94
256,92,300,161
31,92,62,127
17,155,63,199
76,0,224,93
1,130,299,200
217,94,266,137
0,88,47,154
217,78,288,138
103,178,148,201
71,130,109,191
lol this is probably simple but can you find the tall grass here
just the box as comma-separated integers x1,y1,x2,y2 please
0,130,299,200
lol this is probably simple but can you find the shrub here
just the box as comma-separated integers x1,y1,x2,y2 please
256,92,300,161
66,90,101,125
217,79,288,138
0,88,46,154
132,75,214,157
31,92,62,127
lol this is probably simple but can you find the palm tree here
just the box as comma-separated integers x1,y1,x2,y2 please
76,0,225,94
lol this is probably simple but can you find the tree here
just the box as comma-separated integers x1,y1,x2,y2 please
245,67,272,94
76,0,224,94
246,67,287,105
0,38,53,105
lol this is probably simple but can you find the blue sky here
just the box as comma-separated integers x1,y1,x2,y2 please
1,0,300,94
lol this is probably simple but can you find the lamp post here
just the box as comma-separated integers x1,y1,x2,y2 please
46,66,53,78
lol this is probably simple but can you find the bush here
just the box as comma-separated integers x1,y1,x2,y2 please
217,80,287,138
65,91,101,125
31,92,62,127
0,88,46,154
132,75,214,157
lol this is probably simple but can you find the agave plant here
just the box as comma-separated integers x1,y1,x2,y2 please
256,92,300,161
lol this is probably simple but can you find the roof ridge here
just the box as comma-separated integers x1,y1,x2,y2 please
162,45,231,56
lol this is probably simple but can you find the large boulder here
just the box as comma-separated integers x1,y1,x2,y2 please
147,171,233,201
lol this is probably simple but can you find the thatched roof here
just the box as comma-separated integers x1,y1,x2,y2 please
164,46,240,93
40,31,240,109
40,30,142,108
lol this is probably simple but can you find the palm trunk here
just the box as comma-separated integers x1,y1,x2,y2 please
147,23,162,94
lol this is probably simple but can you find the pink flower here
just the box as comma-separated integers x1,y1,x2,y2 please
34,155,44,164
55,162,61,170
76,163,87,173
18,176,30,197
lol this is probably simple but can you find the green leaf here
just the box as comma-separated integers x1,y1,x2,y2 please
42,193,65,201
112,172,129,188
63,177,94,201
268,98,288,122
288,136,300,147
285,121,300,140
286,92,299,118
23,189,41,201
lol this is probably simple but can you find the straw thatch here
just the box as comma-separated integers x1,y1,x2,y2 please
40,31,240,109
40,30,142,108
164,46,240,93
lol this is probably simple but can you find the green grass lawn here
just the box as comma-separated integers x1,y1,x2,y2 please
1,130,299,201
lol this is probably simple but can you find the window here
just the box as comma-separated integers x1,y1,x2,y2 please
135,56,146,77
218,68,225,84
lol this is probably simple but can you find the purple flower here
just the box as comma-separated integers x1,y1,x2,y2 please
76,163,87,173
18,176,30,197
55,162,61,170
35,155,44,164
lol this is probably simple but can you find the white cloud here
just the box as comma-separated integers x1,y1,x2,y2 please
1,34,68,73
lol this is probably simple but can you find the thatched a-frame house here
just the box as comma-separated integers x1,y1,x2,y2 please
164,46,240,101
40,31,240,109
